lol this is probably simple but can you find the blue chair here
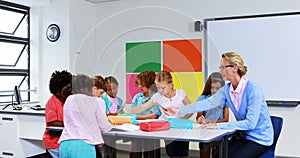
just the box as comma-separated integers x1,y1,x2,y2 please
260,116,283,158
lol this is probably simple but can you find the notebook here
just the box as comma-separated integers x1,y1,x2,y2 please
112,123,140,132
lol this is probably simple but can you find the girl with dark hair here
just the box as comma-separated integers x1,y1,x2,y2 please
102,76,123,115
196,72,229,158
92,75,107,98
43,70,72,158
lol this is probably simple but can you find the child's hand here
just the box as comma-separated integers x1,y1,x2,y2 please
197,115,206,124
107,113,118,116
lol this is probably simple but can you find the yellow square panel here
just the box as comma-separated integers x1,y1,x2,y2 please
171,72,203,102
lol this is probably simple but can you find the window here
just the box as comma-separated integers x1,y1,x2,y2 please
0,1,30,104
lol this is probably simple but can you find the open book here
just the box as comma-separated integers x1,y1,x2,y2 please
111,123,140,132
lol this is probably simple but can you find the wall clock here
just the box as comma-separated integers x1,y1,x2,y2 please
46,24,60,42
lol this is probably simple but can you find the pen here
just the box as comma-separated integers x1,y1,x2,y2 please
157,104,167,111
119,102,126,111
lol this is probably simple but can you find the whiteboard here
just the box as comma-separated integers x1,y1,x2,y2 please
205,13,300,102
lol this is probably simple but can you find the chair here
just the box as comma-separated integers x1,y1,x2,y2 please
260,116,283,158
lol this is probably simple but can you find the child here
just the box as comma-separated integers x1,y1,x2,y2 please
42,70,72,158
103,76,123,115
93,75,120,158
129,70,161,158
58,74,112,158
92,75,107,98
196,72,229,158
127,70,193,158
131,70,161,120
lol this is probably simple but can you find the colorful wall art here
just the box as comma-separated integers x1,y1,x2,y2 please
126,39,203,103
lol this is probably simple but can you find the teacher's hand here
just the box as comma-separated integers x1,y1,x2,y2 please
202,122,218,129
162,106,179,116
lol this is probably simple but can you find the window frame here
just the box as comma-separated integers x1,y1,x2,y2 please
0,1,30,104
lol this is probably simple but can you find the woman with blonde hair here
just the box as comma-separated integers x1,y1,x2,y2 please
164,52,273,158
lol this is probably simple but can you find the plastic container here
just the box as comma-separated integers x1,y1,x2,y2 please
167,118,193,129
140,120,170,132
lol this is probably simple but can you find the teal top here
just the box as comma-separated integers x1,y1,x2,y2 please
131,92,161,116
101,93,123,114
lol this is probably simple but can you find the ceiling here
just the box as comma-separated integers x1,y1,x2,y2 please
85,0,118,3
4,0,50,6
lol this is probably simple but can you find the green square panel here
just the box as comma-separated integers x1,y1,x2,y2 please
126,41,161,73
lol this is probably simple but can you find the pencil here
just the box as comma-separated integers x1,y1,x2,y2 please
157,104,167,111
119,102,126,111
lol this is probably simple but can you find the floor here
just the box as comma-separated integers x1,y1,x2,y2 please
29,149,287,158
30,148,199,158
116,148,200,158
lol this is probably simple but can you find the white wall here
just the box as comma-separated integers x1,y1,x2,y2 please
11,0,300,157
86,0,300,157
28,0,95,104
69,0,96,75
34,0,71,104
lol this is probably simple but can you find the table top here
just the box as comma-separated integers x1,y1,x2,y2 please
103,124,235,143
0,103,45,115
46,121,236,143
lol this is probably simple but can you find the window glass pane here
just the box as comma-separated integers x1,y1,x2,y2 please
20,83,29,101
0,76,24,90
0,2,30,104
0,42,27,67
14,17,28,38
0,76,24,103
0,96,14,104
0,9,24,35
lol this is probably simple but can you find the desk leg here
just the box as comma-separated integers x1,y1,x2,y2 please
219,136,228,158
102,136,117,158
135,139,144,158
143,139,160,158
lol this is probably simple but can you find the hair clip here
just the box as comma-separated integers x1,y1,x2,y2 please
212,78,222,81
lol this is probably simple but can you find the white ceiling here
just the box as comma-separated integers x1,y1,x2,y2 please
5,0,116,6
4,0,50,6
85,0,118,3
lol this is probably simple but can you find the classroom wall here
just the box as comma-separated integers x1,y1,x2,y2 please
14,0,300,157
69,0,96,75
87,1,300,157
27,0,95,104
31,0,71,105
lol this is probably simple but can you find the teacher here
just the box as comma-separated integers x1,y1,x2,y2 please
164,52,273,158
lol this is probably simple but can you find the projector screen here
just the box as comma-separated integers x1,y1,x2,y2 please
205,13,300,102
